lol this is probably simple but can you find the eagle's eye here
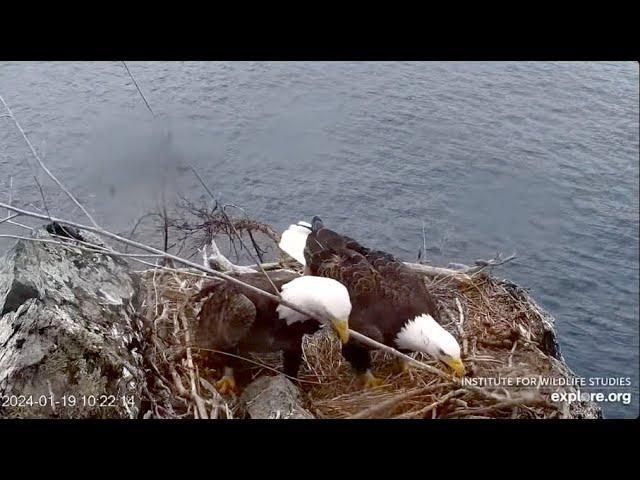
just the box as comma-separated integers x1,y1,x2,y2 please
438,348,447,357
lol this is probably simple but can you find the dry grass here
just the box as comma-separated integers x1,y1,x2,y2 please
137,265,600,419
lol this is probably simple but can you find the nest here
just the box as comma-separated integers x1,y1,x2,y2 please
137,263,599,419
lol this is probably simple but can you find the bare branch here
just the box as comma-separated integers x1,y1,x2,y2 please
179,311,209,419
0,234,164,259
417,220,427,264
187,163,217,206
394,388,467,419
187,163,279,295
33,175,52,222
190,347,323,385
0,200,460,381
0,94,100,228
348,383,448,419
450,393,550,417
455,297,468,357
7,220,34,231
222,203,279,295
403,262,472,282
121,61,155,117
2,176,30,231
124,212,159,253
466,252,517,275
203,237,257,274
7,175,13,217
0,213,19,226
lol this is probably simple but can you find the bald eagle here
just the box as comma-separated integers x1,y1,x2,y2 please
193,270,351,393
279,216,465,387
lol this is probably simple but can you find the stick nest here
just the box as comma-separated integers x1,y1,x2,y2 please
137,264,600,419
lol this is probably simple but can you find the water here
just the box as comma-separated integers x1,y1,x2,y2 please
0,61,637,418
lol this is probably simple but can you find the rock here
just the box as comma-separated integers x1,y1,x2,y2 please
0,225,144,418
240,375,314,419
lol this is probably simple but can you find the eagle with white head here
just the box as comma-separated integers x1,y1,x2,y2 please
279,216,465,387
194,270,351,394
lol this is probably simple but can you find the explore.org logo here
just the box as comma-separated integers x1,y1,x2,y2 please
551,390,632,405
461,376,634,406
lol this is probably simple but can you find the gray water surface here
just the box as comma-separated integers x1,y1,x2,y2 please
1,61,638,418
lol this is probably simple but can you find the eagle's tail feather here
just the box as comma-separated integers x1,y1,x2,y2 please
278,221,312,266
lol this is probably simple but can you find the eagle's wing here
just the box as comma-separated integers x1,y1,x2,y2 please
304,227,382,298
341,234,372,256
306,225,439,319
366,248,440,318
194,280,257,351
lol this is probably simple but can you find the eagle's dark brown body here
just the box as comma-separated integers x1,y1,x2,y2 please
304,217,441,373
193,270,320,378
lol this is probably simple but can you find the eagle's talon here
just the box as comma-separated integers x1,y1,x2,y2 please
360,371,384,389
215,374,237,395
394,359,410,375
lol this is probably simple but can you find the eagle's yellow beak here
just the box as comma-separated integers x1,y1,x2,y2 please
331,318,350,344
444,357,466,377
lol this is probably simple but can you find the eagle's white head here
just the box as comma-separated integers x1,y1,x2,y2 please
276,276,351,344
395,314,466,376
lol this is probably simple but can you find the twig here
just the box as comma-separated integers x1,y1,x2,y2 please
6,219,33,231
125,212,158,253
0,235,164,259
121,61,155,117
190,347,324,385
0,94,100,229
160,191,170,255
0,214,19,226
33,175,52,222
455,297,468,357
187,164,217,205
402,262,472,282
188,164,279,295
202,237,256,274
152,263,160,317
450,395,549,417
417,220,427,264
466,252,517,276
348,384,448,419
508,340,518,368
245,261,284,271
170,366,189,397
394,388,466,419
178,311,209,419
222,204,279,295
5,166,32,232
349,329,453,380
198,377,226,418
7,175,12,217
247,229,265,263
132,258,214,280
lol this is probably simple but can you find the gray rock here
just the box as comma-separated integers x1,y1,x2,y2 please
240,375,314,419
0,226,144,418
